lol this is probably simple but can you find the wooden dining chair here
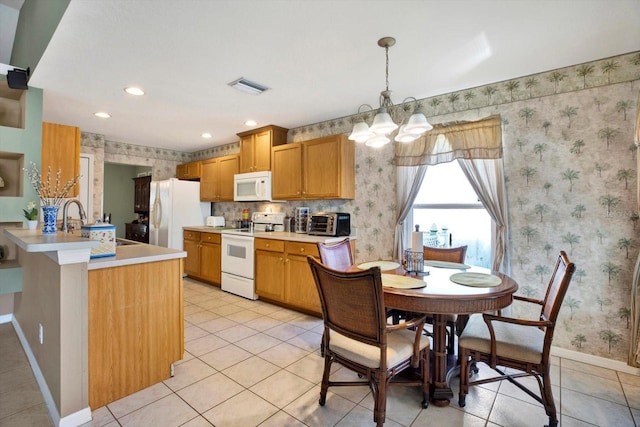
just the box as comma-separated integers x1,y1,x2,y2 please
307,256,430,426
317,238,354,271
316,238,355,356
458,251,575,427
423,245,468,264
423,245,468,354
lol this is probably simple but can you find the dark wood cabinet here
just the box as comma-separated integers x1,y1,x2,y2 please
125,223,149,243
133,175,151,213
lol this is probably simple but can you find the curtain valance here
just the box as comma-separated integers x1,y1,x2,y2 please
395,115,503,166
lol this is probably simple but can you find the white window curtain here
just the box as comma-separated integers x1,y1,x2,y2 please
393,164,428,261
457,158,510,274
394,115,508,272
628,93,640,367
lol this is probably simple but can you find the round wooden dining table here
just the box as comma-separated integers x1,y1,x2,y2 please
352,261,519,407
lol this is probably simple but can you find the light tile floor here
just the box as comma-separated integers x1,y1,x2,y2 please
1,277,639,427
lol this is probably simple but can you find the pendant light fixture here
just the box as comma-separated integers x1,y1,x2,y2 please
349,37,432,147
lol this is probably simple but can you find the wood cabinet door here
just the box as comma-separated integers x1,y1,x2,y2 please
200,159,219,201
176,161,201,180
303,136,342,199
255,249,285,301
285,253,321,314
41,122,80,197
183,239,200,276
218,155,239,201
253,129,272,172
271,143,302,200
200,242,221,285
239,135,255,173
133,176,151,213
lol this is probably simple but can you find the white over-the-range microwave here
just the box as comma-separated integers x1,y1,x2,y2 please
233,171,273,202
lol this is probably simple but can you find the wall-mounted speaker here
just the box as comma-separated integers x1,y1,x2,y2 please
7,67,29,90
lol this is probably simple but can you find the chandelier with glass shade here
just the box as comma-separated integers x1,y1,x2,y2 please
349,37,432,147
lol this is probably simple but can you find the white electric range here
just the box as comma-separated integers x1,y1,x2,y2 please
220,212,286,299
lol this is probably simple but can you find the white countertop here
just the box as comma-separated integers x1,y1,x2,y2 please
183,226,356,243
87,243,186,270
4,228,101,252
4,228,185,269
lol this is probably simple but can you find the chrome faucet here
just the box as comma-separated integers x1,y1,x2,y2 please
61,199,87,233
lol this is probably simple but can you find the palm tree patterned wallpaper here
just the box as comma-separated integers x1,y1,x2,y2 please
83,52,639,363
278,51,640,363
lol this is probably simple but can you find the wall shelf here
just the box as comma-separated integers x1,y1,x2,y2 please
0,151,24,197
0,221,22,265
0,80,26,129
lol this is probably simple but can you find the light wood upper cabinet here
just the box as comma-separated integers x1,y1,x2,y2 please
271,143,302,200
176,161,201,180
41,122,81,198
200,155,239,202
237,125,288,173
271,134,355,200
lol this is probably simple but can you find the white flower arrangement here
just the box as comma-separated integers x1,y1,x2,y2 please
23,201,38,220
24,162,82,207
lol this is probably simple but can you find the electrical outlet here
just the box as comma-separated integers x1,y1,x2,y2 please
38,323,43,344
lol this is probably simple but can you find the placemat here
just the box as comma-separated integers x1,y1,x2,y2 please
381,274,426,289
424,260,471,269
449,272,501,287
358,261,401,271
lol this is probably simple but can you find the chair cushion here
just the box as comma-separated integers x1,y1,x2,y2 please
459,314,544,365
329,329,430,369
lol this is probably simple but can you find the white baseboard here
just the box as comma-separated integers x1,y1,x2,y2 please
0,313,12,324
11,318,92,427
551,345,640,376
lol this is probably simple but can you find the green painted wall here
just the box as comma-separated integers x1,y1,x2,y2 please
104,163,137,238
0,79,43,295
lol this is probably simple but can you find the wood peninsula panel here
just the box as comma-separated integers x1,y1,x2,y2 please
88,259,184,409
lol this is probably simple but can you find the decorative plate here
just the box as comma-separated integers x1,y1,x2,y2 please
357,261,401,271
424,260,471,269
381,274,426,289
449,272,501,287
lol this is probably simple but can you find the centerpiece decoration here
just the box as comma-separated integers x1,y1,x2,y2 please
22,201,38,229
24,162,82,234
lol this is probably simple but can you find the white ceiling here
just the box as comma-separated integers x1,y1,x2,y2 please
18,0,640,152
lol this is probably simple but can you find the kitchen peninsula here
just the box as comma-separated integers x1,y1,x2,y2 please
3,229,185,427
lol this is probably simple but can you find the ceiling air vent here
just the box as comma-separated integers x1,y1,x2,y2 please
228,77,269,95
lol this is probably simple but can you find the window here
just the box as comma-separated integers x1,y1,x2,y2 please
411,161,492,268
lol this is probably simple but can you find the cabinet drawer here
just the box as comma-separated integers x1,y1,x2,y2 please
285,241,320,257
183,230,201,241
255,238,285,252
201,232,221,244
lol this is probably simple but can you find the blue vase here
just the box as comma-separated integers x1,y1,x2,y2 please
42,206,59,234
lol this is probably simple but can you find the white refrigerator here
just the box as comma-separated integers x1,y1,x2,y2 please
149,178,210,250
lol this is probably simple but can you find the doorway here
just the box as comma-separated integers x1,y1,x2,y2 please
103,163,152,238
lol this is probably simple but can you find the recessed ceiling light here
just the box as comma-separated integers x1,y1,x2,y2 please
245,120,257,126
201,133,212,139
124,86,145,96
94,112,111,118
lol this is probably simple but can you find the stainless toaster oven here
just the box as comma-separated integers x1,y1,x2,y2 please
307,212,351,236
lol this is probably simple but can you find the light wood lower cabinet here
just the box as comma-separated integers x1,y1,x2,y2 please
88,258,184,409
255,238,321,314
183,230,221,285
